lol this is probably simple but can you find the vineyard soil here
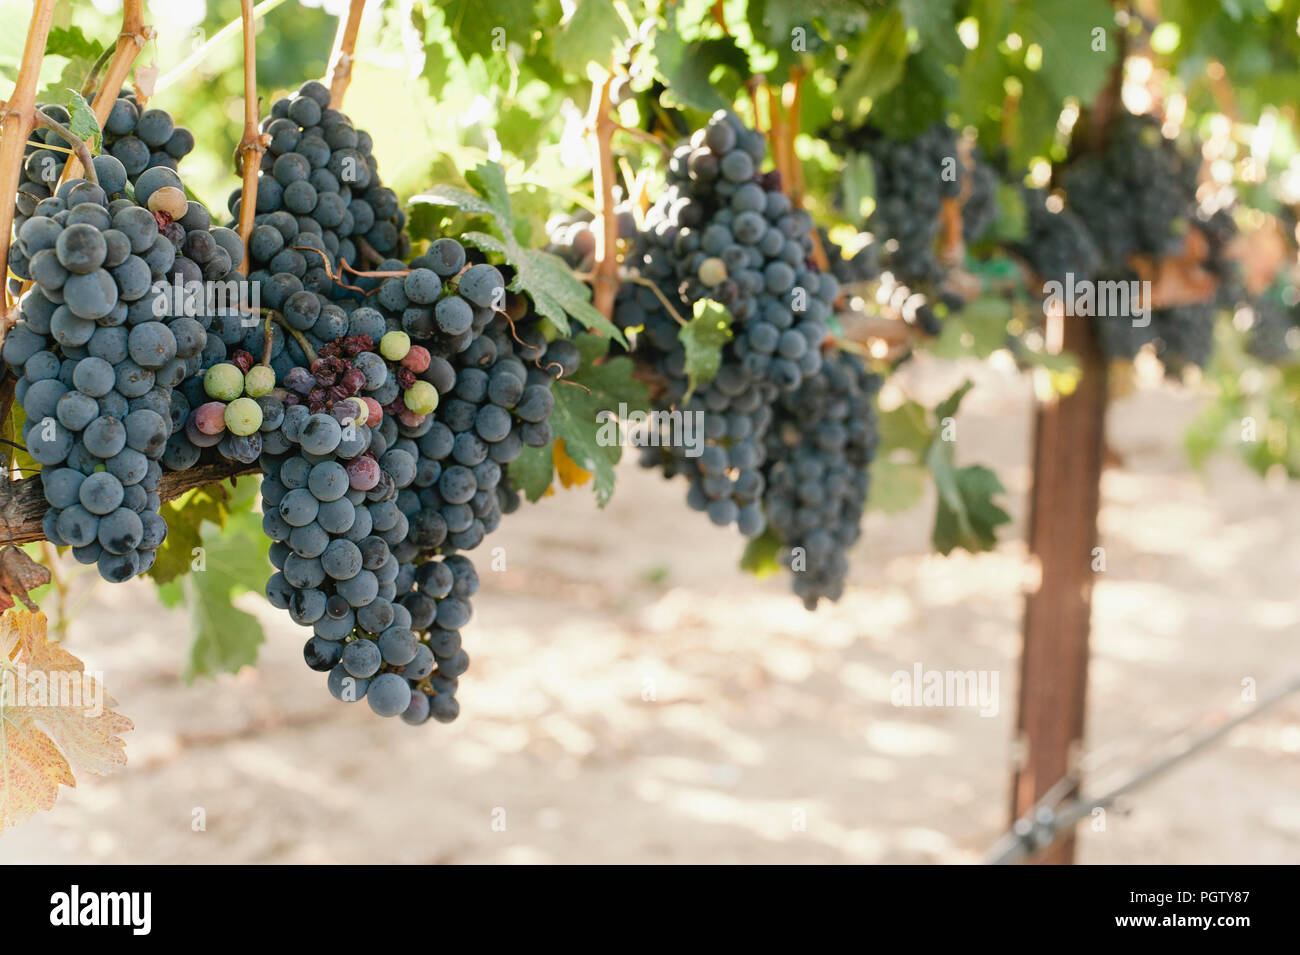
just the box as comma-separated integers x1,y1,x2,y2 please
0,357,1296,864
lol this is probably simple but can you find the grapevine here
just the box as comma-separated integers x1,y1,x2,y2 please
0,0,1297,871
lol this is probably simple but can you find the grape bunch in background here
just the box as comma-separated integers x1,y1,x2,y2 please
824,122,999,335
614,110,845,539
1059,112,1235,370
3,129,240,583
612,109,881,606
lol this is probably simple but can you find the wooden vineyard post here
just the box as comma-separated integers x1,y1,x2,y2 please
1010,308,1108,864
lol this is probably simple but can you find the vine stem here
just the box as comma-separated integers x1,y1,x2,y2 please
32,108,98,185
325,0,367,110
265,309,317,364
62,0,153,183
586,64,619,322
236,0,264,275
621,273,687,326
0,0,57,314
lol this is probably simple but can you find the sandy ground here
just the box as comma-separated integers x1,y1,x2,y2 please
1,355,1297,865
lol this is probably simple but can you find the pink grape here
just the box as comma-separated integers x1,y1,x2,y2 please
362,396,383,427
346,455,380,490
396,408,426,428
400,345,430,373
193,401,229,435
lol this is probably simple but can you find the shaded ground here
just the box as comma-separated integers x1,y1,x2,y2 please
2,356,1297,864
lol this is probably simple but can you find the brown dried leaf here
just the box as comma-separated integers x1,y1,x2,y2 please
0,544,50,612
133,62,159,100
0,609,133,831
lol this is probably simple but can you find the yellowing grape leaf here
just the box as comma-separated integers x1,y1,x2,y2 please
553,438,592,489
0,609,133,830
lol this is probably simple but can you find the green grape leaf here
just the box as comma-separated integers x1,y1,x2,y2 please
411,163,626,345
934,378,975,423
871,50,952,140
739,529,784,578
509,443,556,502
877,400,933,457
46,26,103,62
834,7,909,124
867,458,930,515
156,488,270,682
545,333,649,506
899,0,961,61
839,150,876,223
1011,0,1115,107
985,183,1029,244
2,404,41,479
745,0,870,49
651,30,749,113
930,297,1013,359
552,0,625,71
148,482,243,586
679,299,733,400
1005,72,1065,169
63,89,100,153
930,462,1012,555
434,0,538,64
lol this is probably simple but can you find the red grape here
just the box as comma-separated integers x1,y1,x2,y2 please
346,455,380,490
193,401,228,435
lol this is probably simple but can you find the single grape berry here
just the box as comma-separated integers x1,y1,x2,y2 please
403,380,438,415
244,364,276,398
204,362,244,401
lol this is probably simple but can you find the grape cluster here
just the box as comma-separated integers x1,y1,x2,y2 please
228,79,408,287
762,350,881,609
1060,113,1234,370
616,110,842,538
103,90,196,179
3,160,239,581
1016,188,1102,286
853,124,961,285
255,231,571,724
543,207,637,273
1063,115,1198,267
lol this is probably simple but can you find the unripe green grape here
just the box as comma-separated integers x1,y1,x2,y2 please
698,256,727,286
245,364,276,398
225,396,264,436
380,330,411,361
204,362,244,401
403,380,438,415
